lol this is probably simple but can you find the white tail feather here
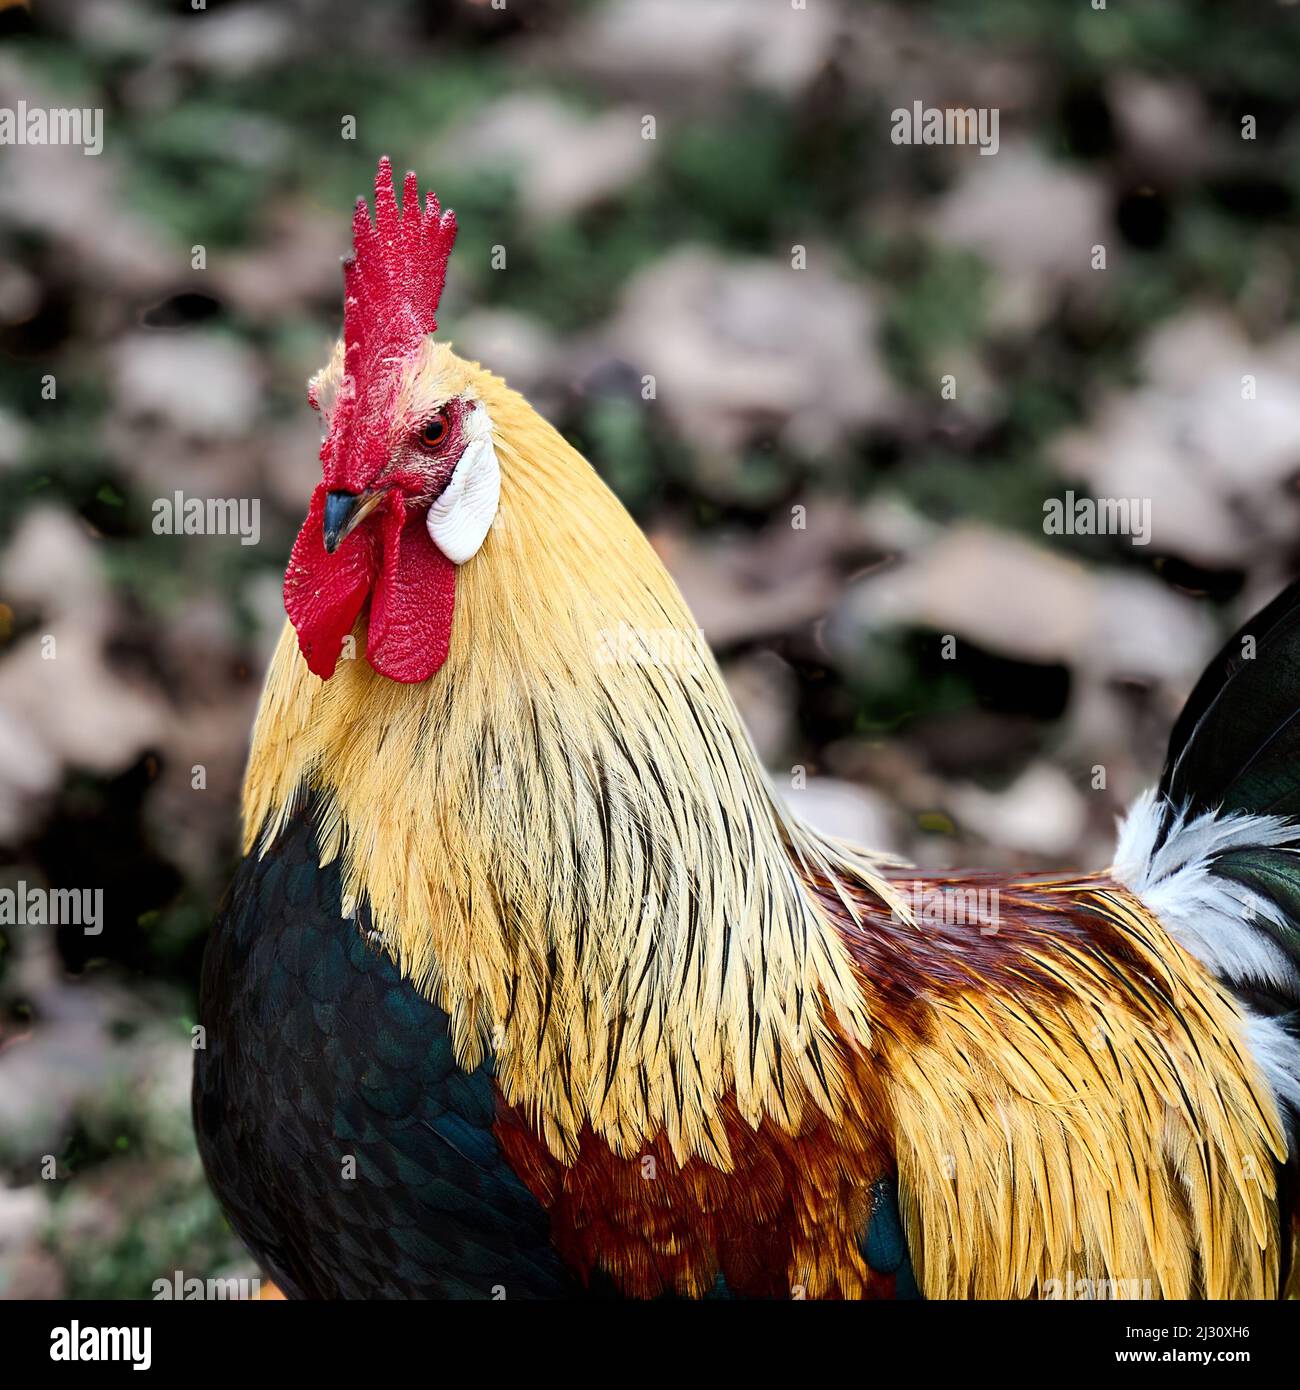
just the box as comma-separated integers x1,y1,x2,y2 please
1113,789,1300,1127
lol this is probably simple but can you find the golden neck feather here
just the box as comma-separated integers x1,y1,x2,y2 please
243,355,896,1165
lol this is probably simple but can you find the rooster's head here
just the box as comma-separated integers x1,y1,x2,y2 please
285,158,500,683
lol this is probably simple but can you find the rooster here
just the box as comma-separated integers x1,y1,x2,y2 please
193,159,1300,1300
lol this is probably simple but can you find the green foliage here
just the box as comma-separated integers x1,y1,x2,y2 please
881,245,990,389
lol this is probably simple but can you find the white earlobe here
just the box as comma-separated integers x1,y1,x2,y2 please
425,431,500,564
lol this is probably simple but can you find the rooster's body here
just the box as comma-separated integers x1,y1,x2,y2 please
194,161,1300,1299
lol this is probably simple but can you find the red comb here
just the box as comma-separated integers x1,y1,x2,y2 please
344,156,457,373
323,157,458,491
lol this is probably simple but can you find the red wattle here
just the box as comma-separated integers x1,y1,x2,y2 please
283,484,377,679
366,500,457,683
283,485,457,684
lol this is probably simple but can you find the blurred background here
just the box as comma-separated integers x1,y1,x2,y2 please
2,0,1300,1298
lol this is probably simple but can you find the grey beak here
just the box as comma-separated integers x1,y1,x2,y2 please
323,490,358,554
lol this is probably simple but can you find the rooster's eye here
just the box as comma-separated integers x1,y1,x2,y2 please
420,415,448,449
